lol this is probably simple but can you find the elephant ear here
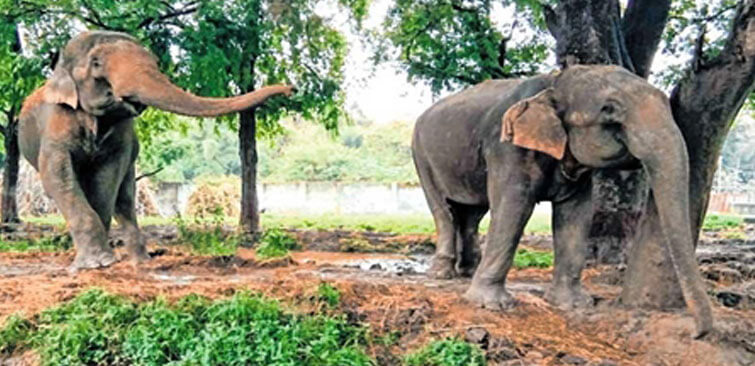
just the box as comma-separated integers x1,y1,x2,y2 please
501,88,567,160
43,66,78,109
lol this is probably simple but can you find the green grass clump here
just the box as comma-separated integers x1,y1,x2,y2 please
2,289,373,366
0,314,33,356
255,228,299,259
404,338,486,366
513,249,554,269
175,212,239,256
316,282,341,308
0,234,72,253
703,214,744,231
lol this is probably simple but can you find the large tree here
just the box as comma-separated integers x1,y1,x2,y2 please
380,0,755,309
0,20,44,224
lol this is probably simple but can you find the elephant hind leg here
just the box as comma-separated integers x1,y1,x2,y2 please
114,166,149,263
449,202,488,277
415,165,458,279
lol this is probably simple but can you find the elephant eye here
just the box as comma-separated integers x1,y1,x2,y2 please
91,57,102,68
601,103,615,114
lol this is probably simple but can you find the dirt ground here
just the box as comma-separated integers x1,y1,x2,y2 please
0,224,753,366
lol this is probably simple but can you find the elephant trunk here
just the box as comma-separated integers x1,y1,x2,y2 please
124,69,292,117
641,124,713,338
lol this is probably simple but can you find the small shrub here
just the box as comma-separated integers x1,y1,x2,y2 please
513,249,554,269
256,228,299,259
404,338,486,366
317,282,341,308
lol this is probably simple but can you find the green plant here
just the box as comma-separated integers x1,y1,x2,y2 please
513,249,554,269
174,208,239,256
256,228,299,259
404,338,486,366
0,314,33,355
703,214,744,231
316,282,341,308
2,289,374,366
0,233,72,253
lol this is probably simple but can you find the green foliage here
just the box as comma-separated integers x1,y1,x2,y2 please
513,249,553,269
0,233,72,253
656,0,742,88
256,227,299,259
377,0,549,95
702,214,744,231
404,337,486,366
3,289,373,365
263,122,417,184
0,314,33,356
174,210,239,256
316,282,341,308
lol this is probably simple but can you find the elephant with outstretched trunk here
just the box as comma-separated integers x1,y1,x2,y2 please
19,31,294,271
412,65,713,338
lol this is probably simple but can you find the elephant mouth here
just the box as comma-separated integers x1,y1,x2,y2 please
97,97,146,118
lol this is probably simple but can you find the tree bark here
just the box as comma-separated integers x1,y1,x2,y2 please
1,117,20,225
621,0,755,307
239,107,260,234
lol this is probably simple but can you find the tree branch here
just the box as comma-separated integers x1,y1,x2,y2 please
622,0,671,78
669,0,755,236
137,4,198,29
135,167,164,182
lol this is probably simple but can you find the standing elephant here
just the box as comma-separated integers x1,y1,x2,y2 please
412,65,712,337
19,31,294,271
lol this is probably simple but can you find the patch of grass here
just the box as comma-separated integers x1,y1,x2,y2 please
22,211,553,236
316,282,341,308
255,228,299,259
2,289,373,366
404,338,486,366
513,249,554,269
174,210,239,256
703,214,744,231
0,234,72,253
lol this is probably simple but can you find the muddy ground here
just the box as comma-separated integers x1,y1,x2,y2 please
0,224,753,366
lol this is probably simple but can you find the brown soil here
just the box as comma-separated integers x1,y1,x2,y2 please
0,226,753,366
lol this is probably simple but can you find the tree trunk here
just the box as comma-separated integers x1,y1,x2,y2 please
1,117,20,225
239,107,260,234
545,0,646,265
622,0,755,307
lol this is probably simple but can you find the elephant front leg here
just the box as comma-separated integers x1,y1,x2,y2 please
464,192,535,310
39,149,116,271
546,182,594,309
114,166,149,262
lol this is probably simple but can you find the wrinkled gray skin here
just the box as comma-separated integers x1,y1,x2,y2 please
413,65,713,338
19,31,293,271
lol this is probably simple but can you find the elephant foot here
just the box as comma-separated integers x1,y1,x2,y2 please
456,253,479,278
429,255,458,279
544,285,594,310
463,281,516,310
127,244,151,263
69,249,118,272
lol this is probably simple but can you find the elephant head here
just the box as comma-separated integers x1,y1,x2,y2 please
502,65,713,337
43,31,293,120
